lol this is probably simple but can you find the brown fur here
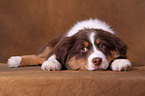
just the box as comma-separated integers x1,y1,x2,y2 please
95,29,127,58
38,46,52,58
67,56,88,70
96,39,101,45
83,41,89,48
20,55,45,66
37,34,63,56
110,51,120,58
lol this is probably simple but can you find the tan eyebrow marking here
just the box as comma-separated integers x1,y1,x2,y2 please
83,41,89,47
96,39,101,44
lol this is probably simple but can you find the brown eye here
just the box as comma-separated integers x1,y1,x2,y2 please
80,47,88,52
99,43,106,49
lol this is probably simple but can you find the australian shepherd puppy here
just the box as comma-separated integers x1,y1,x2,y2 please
7,19,132,71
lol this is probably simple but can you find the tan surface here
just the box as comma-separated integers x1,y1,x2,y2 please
0,63,145,96
0,0,145,66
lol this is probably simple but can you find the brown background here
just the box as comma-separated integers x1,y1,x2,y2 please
0,0,145,66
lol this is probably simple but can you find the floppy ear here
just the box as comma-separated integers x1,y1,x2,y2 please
110,35,128,59
53,36,76,67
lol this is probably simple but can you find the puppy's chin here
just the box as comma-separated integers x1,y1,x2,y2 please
88,67,108,71
94,68,107,71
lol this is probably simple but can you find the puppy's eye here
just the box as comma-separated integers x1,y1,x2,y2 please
99,43,106,49
80,47,88,52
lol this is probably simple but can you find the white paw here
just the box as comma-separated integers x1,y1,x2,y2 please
7,56,22,67
41,59,61,71
111,59,132,71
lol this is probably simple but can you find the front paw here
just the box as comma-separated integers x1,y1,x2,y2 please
41,59,61,71
111,59,132,71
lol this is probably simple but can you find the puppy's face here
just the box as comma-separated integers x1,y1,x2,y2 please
54,29,127,70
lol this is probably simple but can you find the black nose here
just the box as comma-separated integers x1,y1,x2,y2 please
92,57,102,66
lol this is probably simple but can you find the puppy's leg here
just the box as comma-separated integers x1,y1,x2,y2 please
7,44,52,67
110,59,132,71
8,55,46,67
8,35,63,68
41,55,61,71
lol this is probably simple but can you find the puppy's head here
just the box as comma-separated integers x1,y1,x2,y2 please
54,29,127,70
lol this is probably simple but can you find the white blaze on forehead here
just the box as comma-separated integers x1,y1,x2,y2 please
89,32,97,52
66,18,115,37
87,32,109,70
